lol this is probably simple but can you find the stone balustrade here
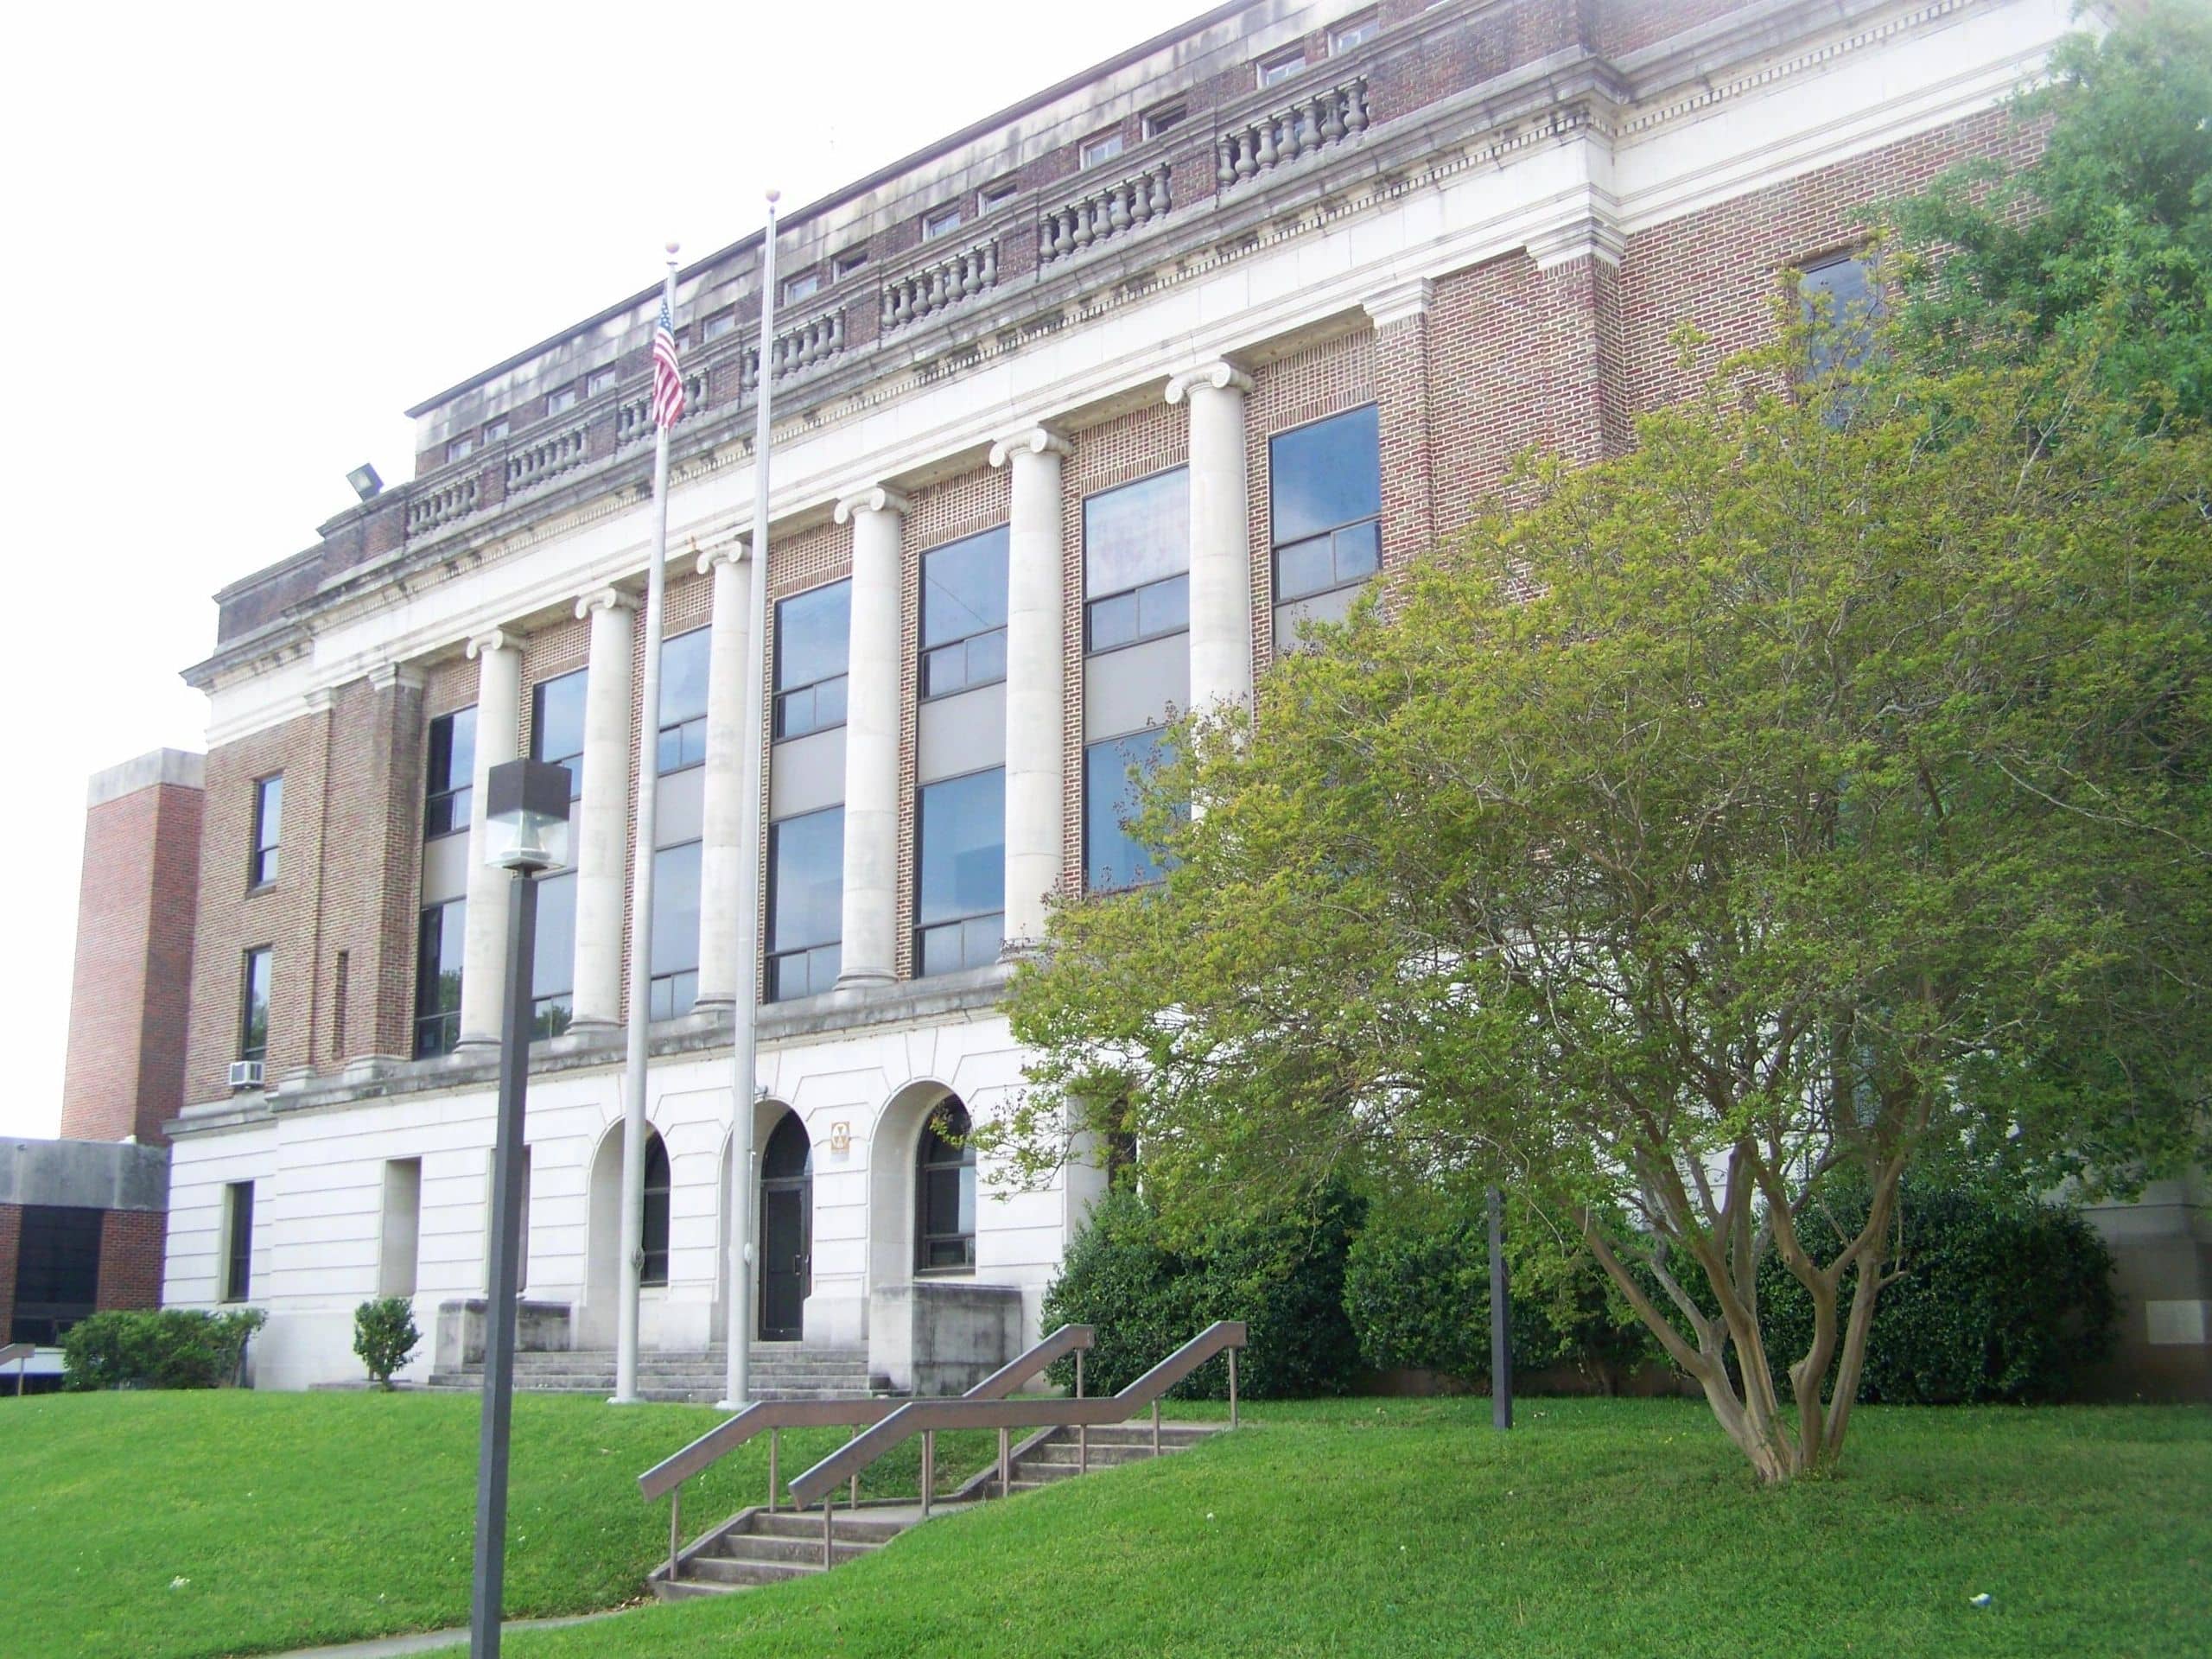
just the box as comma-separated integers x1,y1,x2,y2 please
881,239,1001,330
770,308,845,377
616,369,708,446
504,423,589,495
406,474,480,536
1038,165,1173,264
1216,75,1370,188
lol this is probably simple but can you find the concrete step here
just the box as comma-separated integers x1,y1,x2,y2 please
749,1510,911,1545
707,1532,880,1567
1027,1440,1166,1467
679,1555,822,1588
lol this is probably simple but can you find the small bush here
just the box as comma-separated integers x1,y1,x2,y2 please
61,1308,266,1391
1041,1185,1364,1399
1760,1177,2119,1404
353,1297,421,1389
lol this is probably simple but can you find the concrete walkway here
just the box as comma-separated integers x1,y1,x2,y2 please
266,1608,634,1658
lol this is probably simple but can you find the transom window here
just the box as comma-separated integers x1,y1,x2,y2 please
587,366,619,397
446,434,475,463
978,180,1019,213
916,767,1005,976
703,309,738,341
1259,48,1306,86
1143,102,1186,139
774,581,851,741
1270,404,1382,604
1330,13,1378,51
238,946,272,1064
922,204,964,241
250,774,283,887
1084,467,1190,654
414,899,466,1058
921,525,1009,699
547,383,578,416
531,872,575,1039
915,1099,976,1273
833,247,871,280
425,708,476,838
649,840,701,1020
658,626,710,773
784,272,820,304
1080,130,1125,169
640,1134,671,1287
1084,728,1176,893
531,668,588,800
767,806,843,1001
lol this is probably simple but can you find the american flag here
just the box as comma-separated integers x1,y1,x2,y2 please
651,296,685,429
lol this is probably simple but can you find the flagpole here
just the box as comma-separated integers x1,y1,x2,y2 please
613,243,682,1407
722,192,779,1412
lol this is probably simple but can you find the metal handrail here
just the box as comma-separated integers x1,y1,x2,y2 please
1,1342,31,1399
786,1319,1246,1513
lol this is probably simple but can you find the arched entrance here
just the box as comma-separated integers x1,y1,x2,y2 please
757,1113,812,1342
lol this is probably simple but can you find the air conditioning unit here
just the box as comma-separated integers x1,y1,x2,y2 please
227,1060,265,1090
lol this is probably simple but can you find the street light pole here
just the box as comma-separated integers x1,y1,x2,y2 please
1489,1184,1513,1432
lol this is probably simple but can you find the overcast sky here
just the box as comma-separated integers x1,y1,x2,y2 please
0,0,1204,1140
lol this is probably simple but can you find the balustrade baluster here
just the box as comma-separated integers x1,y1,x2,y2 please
1149,166,1171,217
1345,78,1370,132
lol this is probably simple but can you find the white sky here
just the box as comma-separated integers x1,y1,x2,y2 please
0,0,1203,1139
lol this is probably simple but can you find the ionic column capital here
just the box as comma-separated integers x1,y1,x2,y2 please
832,485,912,524
1165,359,1254,405
464,627,514,660
988,425,1072,468
1362,276,1435,330
574,585,636,621
696,535,754,575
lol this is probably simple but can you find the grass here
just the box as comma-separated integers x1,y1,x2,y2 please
3,1393,2207,1659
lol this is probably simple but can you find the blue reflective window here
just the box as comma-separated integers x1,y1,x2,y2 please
921,527,1009,698
238,946,271,1063
775,582,851,740
1084,468,1189,654
1801,253,1881,379
414,899,466,1058
425,708,476,839
658,626,711,774
249,775,283,887
530,668,588,800
916,768,1004,976
768,807,844,1001
1084,728,1174,893
649,841,701,1020
1270,404,1380,603
531,872,575,1039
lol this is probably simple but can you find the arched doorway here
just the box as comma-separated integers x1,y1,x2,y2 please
758,1113,811,1342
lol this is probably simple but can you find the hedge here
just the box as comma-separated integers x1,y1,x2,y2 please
61,1308,266,1391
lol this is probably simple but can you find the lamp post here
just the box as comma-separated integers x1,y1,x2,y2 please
1489,1184,1512,1432
470,758,572,1659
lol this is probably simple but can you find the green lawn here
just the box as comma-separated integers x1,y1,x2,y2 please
3,1394,2207,1659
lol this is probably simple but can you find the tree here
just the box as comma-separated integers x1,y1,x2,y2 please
994,327,2211,1483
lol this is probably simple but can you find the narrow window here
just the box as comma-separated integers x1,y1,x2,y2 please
1080,130,1125,169
1269,404,1382,606
773,581,851,740
425,707,477,838
1800,251,1882,379
915,1100,976,1273
249,773,283,887
238,947,272,1064
547,383,578,416
414,899,466,1058
586,366,619,398
223,1181,255,1303
531,871,576,1039
916,769,1005,976
640,1134,671,1287
1084,728,1175,893
1330,12,1377,52
648,840,702,1020
10,1205,103,1345
1259,48,1306,87
1083,467,1190,654
530,667,588,801
922,204,964,241
1142,102,1186,140
378,1158,422,1300
832,247,870,281
657,626,711,773
920,526,1009,699
332,950,350,1055
766,806,844,1001
784,272,820,305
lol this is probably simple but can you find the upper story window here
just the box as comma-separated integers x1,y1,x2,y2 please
414,898,465,1058
531,872,575,1040
1142,102,1186,140
784,272,820,305
587,366,619,398
238,946,272,1065
1330,12,1378,51
547,383,578,416
1270,404,1382,605
978,180,1019,213
1084,467,1190,654
1800,251,1882,380
921,525,1009,699
833,247,870,281
1085,728,1176,893
774,581,851,741
425,707,476,839
445,434,476,463
530,667,587,801
1259,48,1306,87
249,774,283,887
767,805,844,1001
922,203,964,241
658,626,710,773
703,309,738,341
916,767,1005,976
650,840,702,1020
1080,130,1125,169
482,417,510,443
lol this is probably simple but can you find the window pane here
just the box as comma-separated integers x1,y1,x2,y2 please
1085,728,1173,892
963,627,1007,688
776,581,851,693
240,949,271,1060
1333,518,1382,585
531,669,588,798
531,872,575,1001
918,769,1005,934
661,626,711,729
1802,254,1880,377
1275,533,1335,601
1086,592,1139,653
813,675,847,730
257,777,283,850
1084,468,1189,600
768,808,843,954
1270,405,1380,545
1135,573,1189,639
415,900,465,1058
650,842,702,979
921,527,1009,650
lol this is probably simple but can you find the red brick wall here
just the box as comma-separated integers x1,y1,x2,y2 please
95,1208,166,1313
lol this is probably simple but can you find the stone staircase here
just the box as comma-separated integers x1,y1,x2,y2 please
655,1419,1224,1598
428,1343,883,1403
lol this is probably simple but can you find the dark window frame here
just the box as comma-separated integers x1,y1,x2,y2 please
414,898,466,1059
914,1099,976,1274
1268,402,1382,607
1083,467,1192,656
656,625,712,775
223,1180,255,1303
647,838,702,1021
530,667,588,801
766,806,844,1002
640,1134,671,1287
531,870,576,1040
238,945,272,1064
249,773,283,887
772,581,852,741
913,765,1006,977
1084,727,1178,895
9,1204,103,1345
424,706,477,840
1796,247,1885,385
919,524,1011,702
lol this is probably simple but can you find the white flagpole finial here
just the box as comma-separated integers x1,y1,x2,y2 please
765,188,780,206
665,240,681,262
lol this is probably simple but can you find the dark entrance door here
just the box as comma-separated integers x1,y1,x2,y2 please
758,1114,811,1342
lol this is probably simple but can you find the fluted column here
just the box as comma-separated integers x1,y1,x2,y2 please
457,628,522,1046
569,588,635,1029
989,425,1071,951
692,540,754,1009
831,486,909,988
1166,360,1255,712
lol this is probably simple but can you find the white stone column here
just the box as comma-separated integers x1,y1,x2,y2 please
988,425,1071,951
457,628,522,1046
693,540,753,1009
830,486,908,988
1166,360,1256,712
569,588,635,1029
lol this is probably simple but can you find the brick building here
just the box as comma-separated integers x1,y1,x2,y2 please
161,0,2184,1394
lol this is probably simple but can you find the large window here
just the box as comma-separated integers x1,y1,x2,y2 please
414,899,466,1058
916,768,1004,976
531,872,575,1039
531,668,587,800
1270,404,1381,604
10,1205,102,1345
766,806,843,1001
920,526,1009,699
425,708,476,839
238,946,271,1064
249,774,283,887
915,1099,976,1273
649,841,702,1020
1084,468,1189,653
1801,251,1881,379
223,1181,255,1303
658,626,711,774
774,581,850,740
640,1133,671,1287
1085,728,1174,893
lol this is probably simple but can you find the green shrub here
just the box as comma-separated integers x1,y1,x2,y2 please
1041,1185,1364,1399
353,1297,421,1389
61,1308,267,1391
1759,1177,2119,1404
